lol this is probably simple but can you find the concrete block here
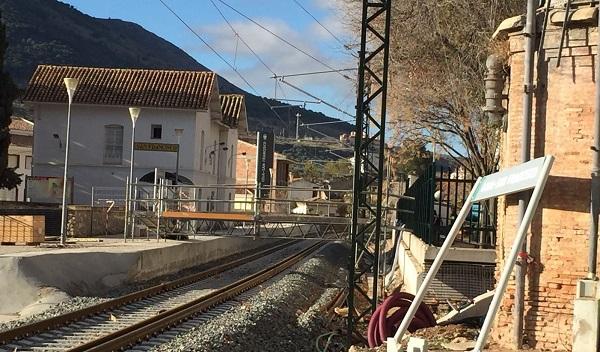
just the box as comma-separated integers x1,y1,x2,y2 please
437,290,495,324
576,279,597,298
387,337,402,352
406,337,428,352
0,237,275,315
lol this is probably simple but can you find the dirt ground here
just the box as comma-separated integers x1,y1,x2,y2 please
348,320,542,351
349,324,478,351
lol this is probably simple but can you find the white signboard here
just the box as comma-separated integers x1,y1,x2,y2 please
472,156,549,202
390,155,554,352
26,176,73,204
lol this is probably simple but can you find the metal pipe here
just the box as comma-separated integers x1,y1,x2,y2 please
90,186,94,236
556,0,572,67
131,177,138,240
175,145,180,186
514,0,536,347
128,120,137,239
589,8,600,279
123,176,129,242
59,100,73,246
537,0,553,54
296,112,300,140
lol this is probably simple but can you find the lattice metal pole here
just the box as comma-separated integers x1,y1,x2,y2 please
348,0,392,343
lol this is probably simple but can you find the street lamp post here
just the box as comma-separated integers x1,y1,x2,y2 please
242,152,249,210
215,144,229,212
124,107,140,240
174,128,184,185
60,77,78,246
296,112,301,140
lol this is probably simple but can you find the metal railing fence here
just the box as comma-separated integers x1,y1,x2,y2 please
398,163,497,248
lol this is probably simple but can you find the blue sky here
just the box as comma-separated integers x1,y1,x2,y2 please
60,0,358,124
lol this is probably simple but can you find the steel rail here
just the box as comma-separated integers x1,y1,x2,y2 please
70,241,325,351
0,240,297,344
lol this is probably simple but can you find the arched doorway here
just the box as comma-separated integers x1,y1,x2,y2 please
139,171,194,185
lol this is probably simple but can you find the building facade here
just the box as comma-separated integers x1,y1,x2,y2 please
491,6,599,350
23,65,242,204
234,138,290,211
0,117,33,201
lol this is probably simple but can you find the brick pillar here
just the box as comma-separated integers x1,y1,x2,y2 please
491,23,597,350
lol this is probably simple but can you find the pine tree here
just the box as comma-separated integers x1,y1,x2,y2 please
0,10,19,190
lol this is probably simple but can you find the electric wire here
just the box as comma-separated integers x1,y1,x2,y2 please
273,68,356,79
210,0,353,128
158,0,288,128
217,0,354,81
209,0,290,102
291,0,353,52
278,78,355,120
209,0,277,77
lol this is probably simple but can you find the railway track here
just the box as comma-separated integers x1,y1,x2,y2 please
0,240,324,351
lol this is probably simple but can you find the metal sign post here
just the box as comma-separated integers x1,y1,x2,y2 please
254,131,274,235
387,156,554,352
255,131,274,198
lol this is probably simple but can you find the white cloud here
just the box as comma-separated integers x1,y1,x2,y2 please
195,18,356,118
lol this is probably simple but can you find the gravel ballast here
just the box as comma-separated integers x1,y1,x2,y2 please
149,242,348,352
0,240,294,333
0,296,110,332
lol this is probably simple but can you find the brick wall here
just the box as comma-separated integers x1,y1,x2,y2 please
491,25,597,350
236,140,289,189
236,140,258,186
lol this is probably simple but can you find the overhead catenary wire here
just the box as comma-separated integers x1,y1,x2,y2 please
217,0,354,81
157,0,289,128
209,0,351,132
278,78,355,120
209,0,289,103
272,68,357,79
291,0,355,54
209,0,277,77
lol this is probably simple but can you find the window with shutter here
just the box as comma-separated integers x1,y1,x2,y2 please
151,125,162,139
104,125,124,165
7,154,19,168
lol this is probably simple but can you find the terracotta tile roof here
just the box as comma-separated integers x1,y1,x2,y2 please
220,94,245,127
23,65,217,110
9,117,33,132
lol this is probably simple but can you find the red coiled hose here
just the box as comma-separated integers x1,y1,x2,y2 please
367,292,436,347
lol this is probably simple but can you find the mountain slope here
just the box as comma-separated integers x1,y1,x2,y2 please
0,0,353,137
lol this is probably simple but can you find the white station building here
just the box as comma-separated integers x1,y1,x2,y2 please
23,65,246,204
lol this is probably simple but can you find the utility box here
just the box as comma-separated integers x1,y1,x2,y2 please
133,224,148,238
572,279,600,352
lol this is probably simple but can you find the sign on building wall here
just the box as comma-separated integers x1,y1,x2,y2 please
255,131,274,196
134,142,179,153
26,176,73,204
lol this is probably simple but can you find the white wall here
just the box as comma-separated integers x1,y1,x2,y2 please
31,103,238,204
0,145,31,201
289,179,318,200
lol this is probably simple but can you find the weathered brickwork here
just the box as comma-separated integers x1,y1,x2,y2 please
492,26,597,350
